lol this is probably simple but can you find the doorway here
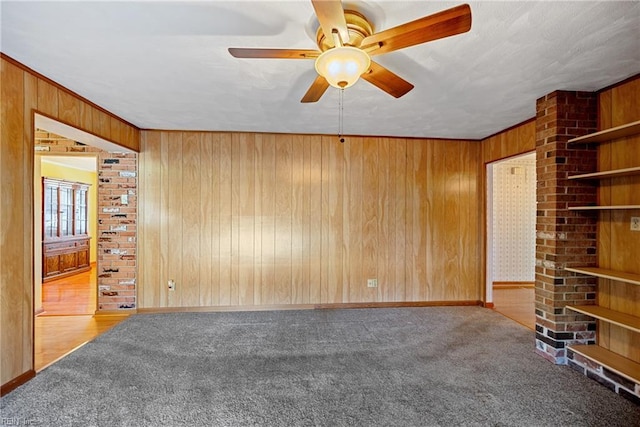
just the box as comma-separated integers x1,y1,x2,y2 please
486,152,536,329
36,153,98,315
32,114,133,371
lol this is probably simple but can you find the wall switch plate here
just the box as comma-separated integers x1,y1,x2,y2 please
631,217,640,231
168,280,176,291
367,279,378,288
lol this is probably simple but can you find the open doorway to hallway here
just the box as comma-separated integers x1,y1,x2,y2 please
486,152,536,330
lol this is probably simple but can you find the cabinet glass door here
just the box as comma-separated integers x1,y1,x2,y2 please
44,184,58,238
75,188,88,235
59,186,74,236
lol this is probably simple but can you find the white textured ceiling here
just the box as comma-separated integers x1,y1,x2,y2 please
2,1,639,140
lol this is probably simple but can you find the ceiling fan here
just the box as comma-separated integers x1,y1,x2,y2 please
229,1,471,103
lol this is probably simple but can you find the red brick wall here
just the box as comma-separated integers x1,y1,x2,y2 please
97,152,137,310
534,91,598,364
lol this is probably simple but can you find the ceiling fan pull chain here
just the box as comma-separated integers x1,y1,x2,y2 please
339,89,345,143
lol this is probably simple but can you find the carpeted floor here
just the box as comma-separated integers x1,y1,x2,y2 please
2,306,639,426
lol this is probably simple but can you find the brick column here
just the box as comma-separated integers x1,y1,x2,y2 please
97,152,138,311
534,90,598,364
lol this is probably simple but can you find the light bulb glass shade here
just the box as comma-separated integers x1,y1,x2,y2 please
314,46,371,89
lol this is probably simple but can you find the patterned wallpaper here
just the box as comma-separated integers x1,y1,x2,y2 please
492,154,536,282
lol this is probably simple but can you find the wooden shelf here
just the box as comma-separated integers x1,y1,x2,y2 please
565,267,640,286
568,205,640,211
566,305,640,333
568,120,640,144
569,344,640,384
568,166,640,180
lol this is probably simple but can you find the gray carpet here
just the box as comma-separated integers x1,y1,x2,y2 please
2,307,639,426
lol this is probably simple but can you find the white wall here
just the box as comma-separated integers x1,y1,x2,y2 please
491,153,536,282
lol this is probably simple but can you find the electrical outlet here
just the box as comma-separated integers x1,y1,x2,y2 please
168,280,176,291
631,217,640,232
367,278,378,288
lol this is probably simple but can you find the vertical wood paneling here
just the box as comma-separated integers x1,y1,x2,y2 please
362,137,378,302
444,141,462,299
139,131,161,308
199,133,214,306
218,133,233,305
291,135,305,304
57,90,80,127
92,107,111,140
182,133,201,307
393,139,407,301
37,79,58,117
209,133,221,306
378,138,391,301
308,136,323,304
275,135,293,304
238,133,255,306
1,61,26,384
426,139,444,299
253,134,264,306
167,133,183,306
260,134,276,305
137,130,484,309
159,132,170,307
79,102,93,131
346,137,363,302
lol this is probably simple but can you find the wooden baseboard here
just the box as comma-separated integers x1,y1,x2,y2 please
314,301,482,310
137,304,316,314
1,369,36,396
493,281,535,289
137,301,482,314
483,302,495,309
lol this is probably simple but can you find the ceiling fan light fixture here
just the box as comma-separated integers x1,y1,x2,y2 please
315,46,370,89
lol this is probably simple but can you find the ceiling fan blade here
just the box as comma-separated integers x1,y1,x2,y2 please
361,4,471,56
360,61,414,98
301,75,330,103
311,0,349,47
228,48,320,59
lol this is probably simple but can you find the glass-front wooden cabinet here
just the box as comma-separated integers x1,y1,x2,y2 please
42,177,92,281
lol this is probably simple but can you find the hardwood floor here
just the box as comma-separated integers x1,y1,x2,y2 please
35,314,129,371
492,286,536,330
36,265,129,371
41,266,97,315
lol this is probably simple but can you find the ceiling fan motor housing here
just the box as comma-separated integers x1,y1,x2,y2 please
316,10,374,51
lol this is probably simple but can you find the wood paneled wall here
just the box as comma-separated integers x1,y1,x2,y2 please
0,56,139,392
596,77,640,362
138,131,482,308
482,119,536,164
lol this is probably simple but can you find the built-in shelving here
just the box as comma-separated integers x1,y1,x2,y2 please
566,117,640,395
565,267,640,286
569,344,640,384
568,166,640,180
568,120,640,144
567,305,640,333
